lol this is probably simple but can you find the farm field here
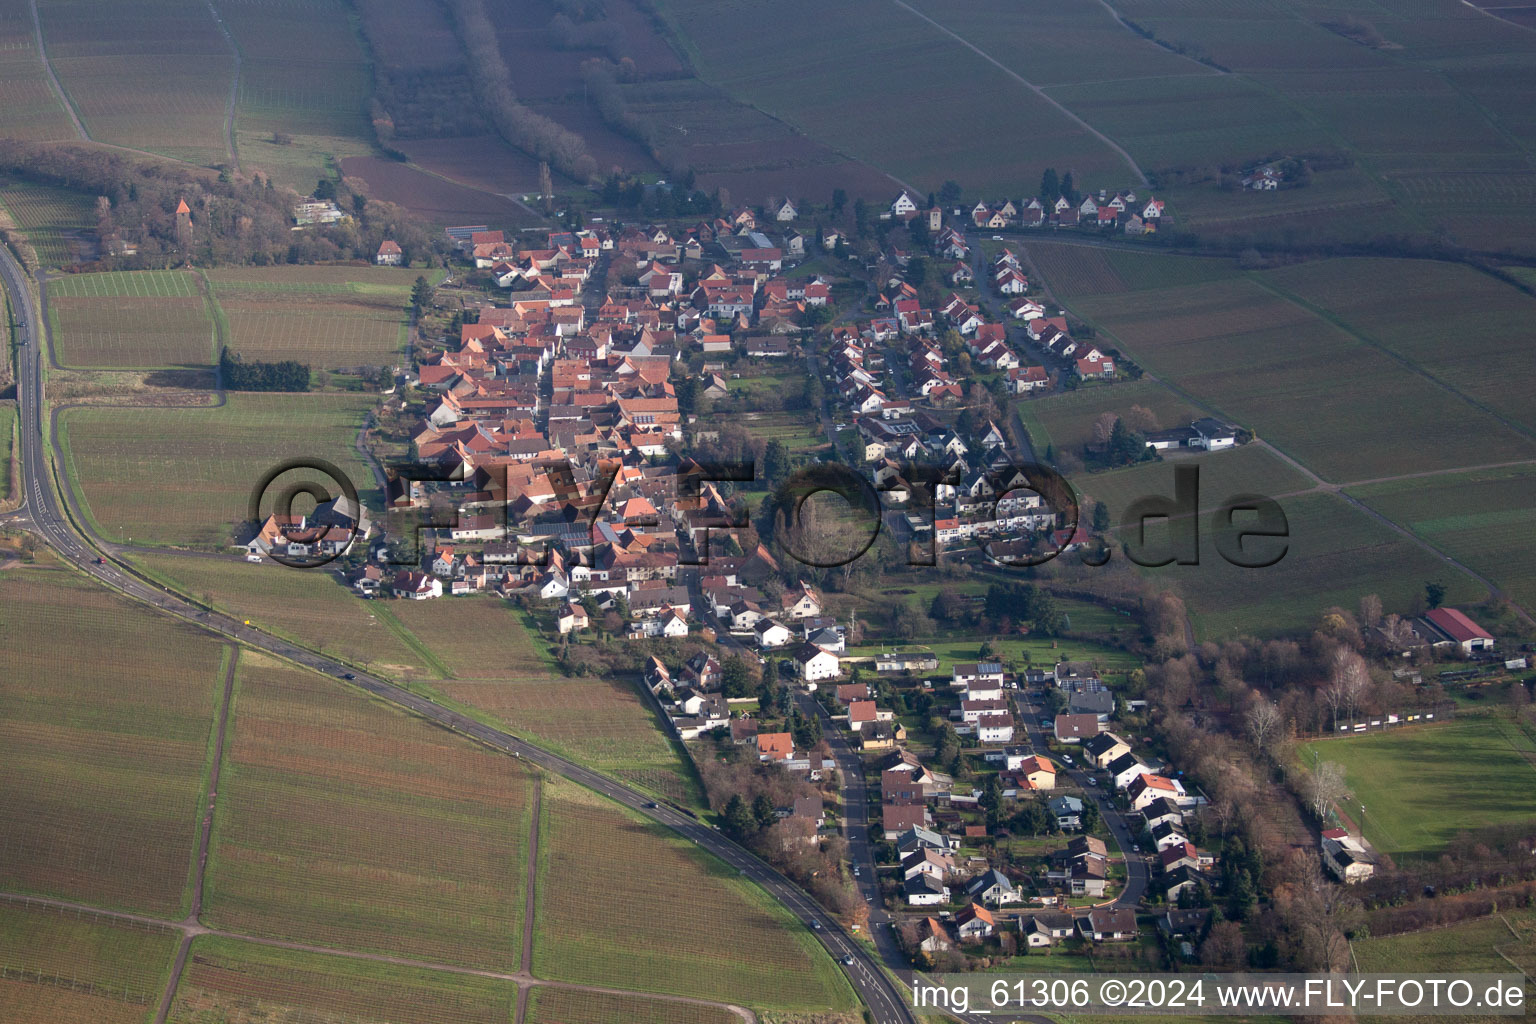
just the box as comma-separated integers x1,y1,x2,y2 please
532,778,856,1010
737,409,828,454
1064,273,1536,482
0,901,179,1024
1257,258,1536,435
1354,906,1536,977
1075,446,1316,522
652,0,1133,193
0,177,94,266
1119,491,1484,640
0,567,223,916
205,267,419,370
340,154,540,229
203,654,532,970
130,552,438,679
59,392,376,548
49,269,214,368
1015,377,1199,455
38,0,234,166
525,986,737,1024
1346,464,1536,615
845,632,1142,680
166,936,514,1024
0,0,76,141
1298,715,1536,857
389,598,698,801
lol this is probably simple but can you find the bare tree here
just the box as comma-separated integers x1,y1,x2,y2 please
1358,593,1382,629
1124,404,1161,433
1245,698,1283,759
1091,412,1119,446
1200,920,1247,968
1301,761,1348,823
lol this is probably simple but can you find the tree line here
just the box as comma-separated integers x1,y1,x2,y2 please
220,347,310,392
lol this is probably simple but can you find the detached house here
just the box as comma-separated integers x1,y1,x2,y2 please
375,239,403,265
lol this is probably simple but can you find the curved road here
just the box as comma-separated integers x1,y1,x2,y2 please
0,242,915,1024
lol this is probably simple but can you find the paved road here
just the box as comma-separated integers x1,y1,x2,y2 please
0,243,916,1024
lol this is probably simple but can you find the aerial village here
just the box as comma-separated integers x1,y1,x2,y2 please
231,180,1511,966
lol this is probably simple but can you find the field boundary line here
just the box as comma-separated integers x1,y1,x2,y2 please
515,777,543,1024
889,0,1148,186
1248,272,1536,449
202,1,241,171
370,603,454,679
26,0,87,142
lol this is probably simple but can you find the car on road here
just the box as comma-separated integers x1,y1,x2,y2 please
1062,754,1074,765
1039,719,1052,729
94,556,105,564
342,673,355,680
842,955,855,965
809,919,822,929
1087,777,1098,786
643,801,658,808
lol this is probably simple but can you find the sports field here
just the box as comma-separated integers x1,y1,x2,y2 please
166,936,514,1024
1298,715,1536,857
0,901,179,1024
39,0,234,165
49,270,215,368
1348,464,1536,615
206,265,424,369
203,654,532,970
0,178,94,266
0,567,223,916
526,986,738,1024
131,551,439,679
0,0,76,141
59,392,376,548
532,779,856,1011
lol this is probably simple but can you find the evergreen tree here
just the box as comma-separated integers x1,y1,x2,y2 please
752,793,777,830
722,795,756,839
1039,168,1059,202
410,275,435,315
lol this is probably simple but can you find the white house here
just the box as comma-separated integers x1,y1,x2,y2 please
794,643,841,683
753,618,794,649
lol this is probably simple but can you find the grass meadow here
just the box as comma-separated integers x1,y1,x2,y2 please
0,901,179,1024
0,178,94,266
0,402,14,503
203,654,532,971
1354,906,1536,977
59,392,377,548
166,936,514,1024
49,270,214,368
1298,714,1536,858
532,778,857,1011
0,567,223,916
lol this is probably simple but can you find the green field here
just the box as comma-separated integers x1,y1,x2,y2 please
166,935,515,1024
203,654,532,970
59,392,376,548
533,778,856,1011
526,987,738,1024
1298,715,1536,857
50,270,215,368
1348,464,1536,616
1015,377,1199,455
131,551,439,679
1354,906,1536,976
0,901,179,1024
0,567,223,916
38,0,233,165
0,178,94,266
0,0,76,141
0,402,14,504
1117,490,1483,640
